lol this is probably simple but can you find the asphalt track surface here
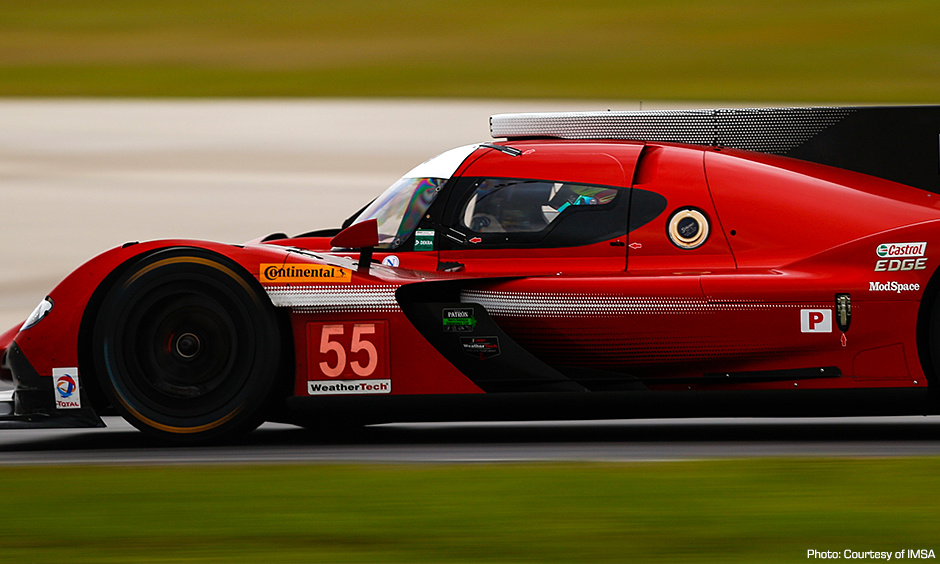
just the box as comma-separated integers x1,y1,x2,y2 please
2,416,940,465
3,100,940,465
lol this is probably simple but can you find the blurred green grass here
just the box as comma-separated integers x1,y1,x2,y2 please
1,459,938,563
0,0,938,101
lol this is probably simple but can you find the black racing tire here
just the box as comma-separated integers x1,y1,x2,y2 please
92,248,283,443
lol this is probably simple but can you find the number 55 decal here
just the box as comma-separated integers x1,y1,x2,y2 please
307,321,389,381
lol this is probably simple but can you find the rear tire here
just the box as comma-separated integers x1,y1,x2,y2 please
93,249,282,443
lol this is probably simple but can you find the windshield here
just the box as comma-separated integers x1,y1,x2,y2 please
351,143,480,249
355,177,446,248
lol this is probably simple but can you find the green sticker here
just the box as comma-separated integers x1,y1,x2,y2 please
443,308,476,332
415,229,435,251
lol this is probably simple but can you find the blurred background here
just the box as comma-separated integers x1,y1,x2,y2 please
2,0,938,101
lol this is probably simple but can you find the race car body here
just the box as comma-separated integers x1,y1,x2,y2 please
3,106,940,442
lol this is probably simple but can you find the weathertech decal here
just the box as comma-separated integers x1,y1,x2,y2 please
869,281,921,293
307,379,391,395
260,264,352,283
461,336,500,358
52,367,81,409
876,242,926,258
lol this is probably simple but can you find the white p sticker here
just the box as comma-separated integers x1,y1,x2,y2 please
52,367,81,409
801,309,832,333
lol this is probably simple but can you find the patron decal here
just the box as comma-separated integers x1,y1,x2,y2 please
443,308,477,332
260,264,352,283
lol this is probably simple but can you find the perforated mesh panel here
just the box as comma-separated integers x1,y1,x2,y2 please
490,107,856,154
462,289,827,318
264,285,400,313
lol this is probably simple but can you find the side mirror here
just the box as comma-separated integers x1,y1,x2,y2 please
330,219,379,271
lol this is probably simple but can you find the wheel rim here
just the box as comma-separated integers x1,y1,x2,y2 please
141,294,235,398
109,278,256,418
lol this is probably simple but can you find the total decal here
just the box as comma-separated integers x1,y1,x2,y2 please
52,367,81,409
874,242,927,272
260,264,352,283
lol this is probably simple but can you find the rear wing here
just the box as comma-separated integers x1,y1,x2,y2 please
490,106,940,194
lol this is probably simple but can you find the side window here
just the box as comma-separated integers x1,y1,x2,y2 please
460,178,619,234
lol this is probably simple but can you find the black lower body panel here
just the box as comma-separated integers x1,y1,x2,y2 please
0,341,104,429
285,387,939,427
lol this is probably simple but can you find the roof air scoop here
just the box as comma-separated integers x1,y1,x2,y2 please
490,106,940,193
489,107,855,153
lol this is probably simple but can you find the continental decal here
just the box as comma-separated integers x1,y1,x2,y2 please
260,264,352,283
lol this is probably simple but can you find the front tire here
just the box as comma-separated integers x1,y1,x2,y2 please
93,249,283,443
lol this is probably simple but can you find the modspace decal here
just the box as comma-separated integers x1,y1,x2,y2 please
869,281,921,293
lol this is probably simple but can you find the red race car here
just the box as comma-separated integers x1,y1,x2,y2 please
3,106,940,442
